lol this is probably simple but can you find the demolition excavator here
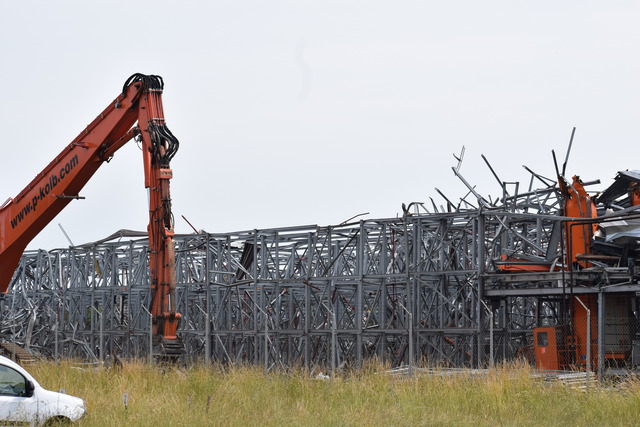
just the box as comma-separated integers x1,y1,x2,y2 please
511,170,639,371
0,74,182,358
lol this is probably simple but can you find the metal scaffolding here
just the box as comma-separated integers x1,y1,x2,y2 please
2,163,640,372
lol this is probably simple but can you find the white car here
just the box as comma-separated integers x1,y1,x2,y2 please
0,355,86,425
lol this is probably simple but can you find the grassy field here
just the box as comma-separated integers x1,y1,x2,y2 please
28,360,640,426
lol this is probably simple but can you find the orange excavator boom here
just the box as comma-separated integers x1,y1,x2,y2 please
0,73,181,354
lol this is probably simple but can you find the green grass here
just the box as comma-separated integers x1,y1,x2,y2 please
27,360,640,426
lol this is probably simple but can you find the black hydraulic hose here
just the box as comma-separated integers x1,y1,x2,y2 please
147,122,179,167
122,73,164,95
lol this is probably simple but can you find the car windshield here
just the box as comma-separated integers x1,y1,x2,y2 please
0,365,27,397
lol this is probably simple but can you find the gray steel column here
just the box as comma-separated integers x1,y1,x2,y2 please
477,213,486,368
598,290,605,381
205,233,211,364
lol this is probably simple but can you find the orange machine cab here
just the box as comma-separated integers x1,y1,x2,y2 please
533,295,633,370
533,326,564,370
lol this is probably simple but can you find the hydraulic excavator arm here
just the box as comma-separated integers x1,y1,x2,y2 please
0,73,182,356
558,175,598,268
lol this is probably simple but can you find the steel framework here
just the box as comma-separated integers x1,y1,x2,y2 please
1,166,640,372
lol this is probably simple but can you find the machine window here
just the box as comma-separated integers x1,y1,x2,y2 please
537,331,549,347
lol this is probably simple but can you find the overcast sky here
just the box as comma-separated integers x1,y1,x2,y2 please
1,1,639,250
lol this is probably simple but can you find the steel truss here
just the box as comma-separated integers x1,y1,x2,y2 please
1,172,639,370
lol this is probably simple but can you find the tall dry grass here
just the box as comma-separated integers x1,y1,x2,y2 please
27,360,640,426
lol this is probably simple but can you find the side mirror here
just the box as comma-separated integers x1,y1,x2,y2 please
25,380,35,397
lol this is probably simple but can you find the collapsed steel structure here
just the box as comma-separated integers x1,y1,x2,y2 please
1,158,640,372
